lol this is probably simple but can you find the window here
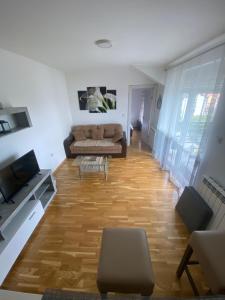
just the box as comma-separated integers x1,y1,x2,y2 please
154,45,225,189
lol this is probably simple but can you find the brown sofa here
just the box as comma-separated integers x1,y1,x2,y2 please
64,123,127,158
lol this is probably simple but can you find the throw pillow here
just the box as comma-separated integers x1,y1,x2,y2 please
104,127,115,138
112,131,123,143
73,130,86,141
92,126,104,140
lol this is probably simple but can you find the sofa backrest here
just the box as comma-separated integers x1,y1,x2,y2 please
102,124,123,138
72,125,97,138
71,123,123,139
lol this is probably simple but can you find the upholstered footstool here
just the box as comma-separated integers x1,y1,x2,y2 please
97,228,155,296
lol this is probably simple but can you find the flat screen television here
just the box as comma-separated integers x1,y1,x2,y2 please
0,150,40,202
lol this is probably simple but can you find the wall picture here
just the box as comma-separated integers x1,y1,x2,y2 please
78,86,117,113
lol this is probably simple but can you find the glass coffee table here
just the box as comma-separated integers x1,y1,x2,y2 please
72,156,108,180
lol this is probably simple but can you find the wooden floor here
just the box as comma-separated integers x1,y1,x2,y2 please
2,131,208,296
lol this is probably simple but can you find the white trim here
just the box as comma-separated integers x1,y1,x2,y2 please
0,290,42,300
132,65,166,85
167,33,225,69
127,84,155,145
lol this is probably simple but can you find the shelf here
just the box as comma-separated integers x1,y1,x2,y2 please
34,183,50,200
0,107,29,115
40,190,56,210
0,107,32,139
0,127,28,138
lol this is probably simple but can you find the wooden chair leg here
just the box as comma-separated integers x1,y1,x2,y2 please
176,244,193,278
177,244,200,296
185,264,199,296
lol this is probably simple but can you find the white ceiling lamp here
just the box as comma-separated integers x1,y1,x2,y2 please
95,39,112,48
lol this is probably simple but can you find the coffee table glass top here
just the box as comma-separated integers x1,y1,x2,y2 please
72,156,108,179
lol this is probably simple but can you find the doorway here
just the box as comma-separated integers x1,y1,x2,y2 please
128,85,153,150
127,84,164,151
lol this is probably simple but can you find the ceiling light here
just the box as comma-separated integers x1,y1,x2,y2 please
95,39,112,48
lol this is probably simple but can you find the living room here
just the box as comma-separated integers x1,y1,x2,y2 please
0,1,225,299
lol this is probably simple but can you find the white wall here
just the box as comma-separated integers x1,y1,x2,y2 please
0,48,72,170
66,65,153,138
133,65,166,85
194,85,225,188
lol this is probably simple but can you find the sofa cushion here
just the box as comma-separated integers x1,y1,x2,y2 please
103,124,123,138
70,138,122,154
72,125,97,139
92,126,104,140
112,131,123,143
73,130,86,141
72,124,123,139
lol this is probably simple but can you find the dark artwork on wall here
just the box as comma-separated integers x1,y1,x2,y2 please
77,86,117,113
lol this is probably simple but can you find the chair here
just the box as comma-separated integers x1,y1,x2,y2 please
175,186,213,233
176,230,225,295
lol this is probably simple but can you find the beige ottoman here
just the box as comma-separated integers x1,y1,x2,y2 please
97,228,155,296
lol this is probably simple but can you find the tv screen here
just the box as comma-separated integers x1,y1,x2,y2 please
0,150,40,201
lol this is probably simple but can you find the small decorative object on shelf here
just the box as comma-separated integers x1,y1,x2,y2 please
0,120,11,134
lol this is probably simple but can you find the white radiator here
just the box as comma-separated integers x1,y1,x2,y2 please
198,176,225,229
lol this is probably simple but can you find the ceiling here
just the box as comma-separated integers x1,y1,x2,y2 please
0,0,225,72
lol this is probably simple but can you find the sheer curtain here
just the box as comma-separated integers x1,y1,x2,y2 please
153,44,225,189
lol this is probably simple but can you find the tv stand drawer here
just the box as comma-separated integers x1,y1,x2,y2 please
0,201,44,285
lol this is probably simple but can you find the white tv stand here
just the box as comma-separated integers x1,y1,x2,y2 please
0,170,56,285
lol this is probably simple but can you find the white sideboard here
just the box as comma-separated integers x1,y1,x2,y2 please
0,170,56,285
0,289,42,300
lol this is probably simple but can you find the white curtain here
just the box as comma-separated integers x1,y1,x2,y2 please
153,44,225,189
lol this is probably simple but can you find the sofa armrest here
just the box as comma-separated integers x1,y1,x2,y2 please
120,131,127,157
64,133,75,158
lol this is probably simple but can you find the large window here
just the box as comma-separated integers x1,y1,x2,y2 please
165,91,220,186
153,45,225,189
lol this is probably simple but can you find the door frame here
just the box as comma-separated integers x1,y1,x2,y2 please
127,84,155,145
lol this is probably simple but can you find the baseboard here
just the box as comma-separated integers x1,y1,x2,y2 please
53,158,66,175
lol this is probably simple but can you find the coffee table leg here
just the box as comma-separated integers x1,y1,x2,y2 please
104,158,108,181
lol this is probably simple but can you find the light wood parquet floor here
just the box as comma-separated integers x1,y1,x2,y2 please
2,131,208,296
